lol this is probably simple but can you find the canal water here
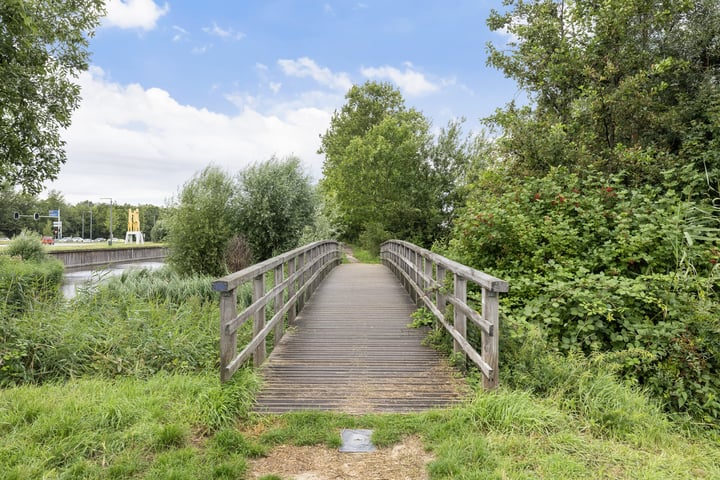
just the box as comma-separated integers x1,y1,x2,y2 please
61,261,164,298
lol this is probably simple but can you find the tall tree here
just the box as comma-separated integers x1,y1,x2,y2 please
166,166,236,276
319,81,439,246
486,0,720,184
234,156,315,261
0,0,104,194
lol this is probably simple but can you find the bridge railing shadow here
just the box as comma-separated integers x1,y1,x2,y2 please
381,240,509,390
213,240,342,382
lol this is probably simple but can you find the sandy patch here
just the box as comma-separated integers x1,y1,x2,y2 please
248,436,433,480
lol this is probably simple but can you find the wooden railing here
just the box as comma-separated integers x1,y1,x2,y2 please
381,240,509,390
213,240,342,382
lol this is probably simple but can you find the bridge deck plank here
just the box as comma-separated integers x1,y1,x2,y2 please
253,263,467,414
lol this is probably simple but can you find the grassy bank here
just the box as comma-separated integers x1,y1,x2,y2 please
2,262,719,478
2,377,719,479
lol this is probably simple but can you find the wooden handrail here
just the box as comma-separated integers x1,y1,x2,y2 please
380,239,508,390
213,240,342,382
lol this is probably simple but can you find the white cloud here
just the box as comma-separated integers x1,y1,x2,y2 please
269,82,282,94
104,0,169,31
203,22,246,40
278,57,352,92
191,44,212,55
172,25,189,42
49,68,332,205
360,64,439,96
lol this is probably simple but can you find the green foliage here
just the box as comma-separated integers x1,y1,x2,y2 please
486,0,720,189
320,81,442,246
166,166,237,276
234,156,315,261
0,0,105,194
100,266,220,305
408,307,435,328
448,166,720,421
0,269,252,385
150,218,169,242
7,229,47,262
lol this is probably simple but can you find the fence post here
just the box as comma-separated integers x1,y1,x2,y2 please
297,252,306,312
274,263,284,344
219,288,237,383
253,273,266,366
482,288,500,389
453,274,467,367
288,256,297,323
436,265,447,316
423,255,432,299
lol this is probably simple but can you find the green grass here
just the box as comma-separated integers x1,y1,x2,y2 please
4,379,717,479
2,266,720,478
0,371,260,479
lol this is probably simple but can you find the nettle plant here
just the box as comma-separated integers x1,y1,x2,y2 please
449,166,720,421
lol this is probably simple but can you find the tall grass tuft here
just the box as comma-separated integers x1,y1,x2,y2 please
1,267,255,385
0,255,63,316
97,266,218,305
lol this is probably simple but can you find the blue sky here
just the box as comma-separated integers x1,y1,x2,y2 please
47,0,521,205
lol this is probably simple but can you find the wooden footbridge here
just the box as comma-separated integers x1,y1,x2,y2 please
213,240,508,413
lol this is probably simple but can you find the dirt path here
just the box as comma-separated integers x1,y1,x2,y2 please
248,436,432,479
342,244,359,263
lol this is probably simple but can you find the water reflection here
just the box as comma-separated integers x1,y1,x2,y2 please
62,261,164,298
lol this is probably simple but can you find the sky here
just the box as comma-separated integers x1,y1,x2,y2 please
44,0,522,206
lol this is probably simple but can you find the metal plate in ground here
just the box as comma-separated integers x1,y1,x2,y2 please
339,429,376,453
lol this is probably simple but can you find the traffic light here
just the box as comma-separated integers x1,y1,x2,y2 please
34,213,39,220
13,212,19,220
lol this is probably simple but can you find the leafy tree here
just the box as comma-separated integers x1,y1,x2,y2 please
428,118,491,238
0,0,105,193
0,183,38,237
486,0,720,185
166,166,236,276
234,156,315,261
319,81,441,246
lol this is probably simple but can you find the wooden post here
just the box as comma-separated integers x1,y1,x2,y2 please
219,288,237,383
253,273,266,367
436,265,447,316
423,255,432,300
274,263,284,344
288,256,297,323
297,252,306,312
413,250,422,303
482,289,500,389
453,274,467,366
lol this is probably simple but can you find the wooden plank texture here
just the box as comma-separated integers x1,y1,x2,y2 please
253,263,467,414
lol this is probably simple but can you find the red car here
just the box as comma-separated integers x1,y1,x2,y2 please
41,236,54,245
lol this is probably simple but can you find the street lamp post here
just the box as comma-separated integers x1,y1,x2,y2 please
81,207,93,240
101,198,113,246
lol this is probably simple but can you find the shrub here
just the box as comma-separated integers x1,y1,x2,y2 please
358,222,391,256
7,229,47,262
223,235,253,274
448,166,720,421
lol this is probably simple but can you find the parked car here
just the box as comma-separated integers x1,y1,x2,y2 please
41,236,54,245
